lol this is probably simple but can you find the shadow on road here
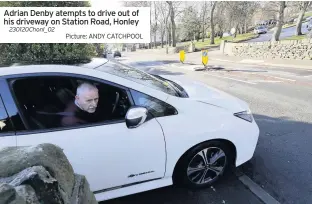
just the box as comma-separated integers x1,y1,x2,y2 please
148,68,185,76
196,66,268,73
102,171,262,204
224,69,267,73
128,60,180,67
239,114,312,204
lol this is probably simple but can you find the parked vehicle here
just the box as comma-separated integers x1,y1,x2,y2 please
114,50,121,58
307,18,312,31
254,26,268,34
0,59,259,202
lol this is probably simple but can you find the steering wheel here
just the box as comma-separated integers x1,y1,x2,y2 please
112,92,120,114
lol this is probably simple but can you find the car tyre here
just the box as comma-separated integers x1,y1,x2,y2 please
173,141,234,189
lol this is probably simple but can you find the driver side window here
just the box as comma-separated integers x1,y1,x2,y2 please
9,75,131,132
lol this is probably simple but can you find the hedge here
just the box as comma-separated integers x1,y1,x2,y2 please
0,1,104,66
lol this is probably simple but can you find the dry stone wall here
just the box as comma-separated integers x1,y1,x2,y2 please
223,39,312,60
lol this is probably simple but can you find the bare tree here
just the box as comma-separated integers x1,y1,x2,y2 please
220,2,252,38
165,1,183,47
271,1,286,42
123,1,152,48
155,2,170,47
209,1,217,44
201,1,209,42
295,1,311,35
154,1,158,48
166,1,176,47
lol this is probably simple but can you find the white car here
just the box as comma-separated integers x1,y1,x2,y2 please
254,26,268,34
307,18,312,31
0,59,259,201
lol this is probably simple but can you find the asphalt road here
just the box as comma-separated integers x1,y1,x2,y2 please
103,173,263,204
105,53,312,204
247,22,310,42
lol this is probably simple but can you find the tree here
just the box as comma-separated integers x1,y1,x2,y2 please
271,1,286,42
222,1,258,38
179,5,202,42
201,1,209,42
165,1,183,47
123,1,152,48
153,1,158,48
295,1,311,35
155,2,170,48
209,1,217,45
166,1,176,47
213,2,231,39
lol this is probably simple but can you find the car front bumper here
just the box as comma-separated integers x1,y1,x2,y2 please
233,116,260,167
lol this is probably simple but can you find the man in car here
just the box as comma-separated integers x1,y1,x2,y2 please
61,82,100,127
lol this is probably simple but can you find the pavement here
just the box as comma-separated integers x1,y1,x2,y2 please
246,21,310,43
122,49,312,70
102,51,312,204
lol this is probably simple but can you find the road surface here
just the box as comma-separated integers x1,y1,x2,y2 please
103,52,312,204
247,22,310,42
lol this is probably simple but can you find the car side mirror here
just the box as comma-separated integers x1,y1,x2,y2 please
125,107,148,128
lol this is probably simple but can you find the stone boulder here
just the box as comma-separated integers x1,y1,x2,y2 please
0,144,97,204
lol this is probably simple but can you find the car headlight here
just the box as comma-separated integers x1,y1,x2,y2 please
234,110,253,123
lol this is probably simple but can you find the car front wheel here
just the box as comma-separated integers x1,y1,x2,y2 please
174,141,234,189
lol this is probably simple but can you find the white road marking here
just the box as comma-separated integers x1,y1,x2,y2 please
253,80,282,83
303,75,312,78
270,76,296,82
214,59,234,62
251,72,297,81
271,72,297,77
204,73,257,84
240,59,264,63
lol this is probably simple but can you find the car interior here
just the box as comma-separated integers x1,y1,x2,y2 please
10,76,131,130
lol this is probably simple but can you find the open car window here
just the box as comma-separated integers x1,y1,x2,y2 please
8,75,131,131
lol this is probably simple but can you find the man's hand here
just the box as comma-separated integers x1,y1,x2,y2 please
0,120,6,130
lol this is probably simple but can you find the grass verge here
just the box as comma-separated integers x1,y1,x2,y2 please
283,35,307,40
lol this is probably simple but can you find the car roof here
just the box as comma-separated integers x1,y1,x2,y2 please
0,58,110,77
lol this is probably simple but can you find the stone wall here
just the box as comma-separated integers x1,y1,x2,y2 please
0,144,98,204
171,42,196,54
223,39,312,60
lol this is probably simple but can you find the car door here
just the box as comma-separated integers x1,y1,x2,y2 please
2,73,166,192
0,79,17,149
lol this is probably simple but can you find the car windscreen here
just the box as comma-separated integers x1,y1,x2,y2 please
95,61,179,97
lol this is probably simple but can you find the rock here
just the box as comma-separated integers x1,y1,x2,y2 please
70,175,98,204
0,183,16,204
15,185,40,204
0,166,64,204
0,144,75,203
0,183,26,204
20,166,64,204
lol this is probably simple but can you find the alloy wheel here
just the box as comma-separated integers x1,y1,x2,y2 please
186,147,227,184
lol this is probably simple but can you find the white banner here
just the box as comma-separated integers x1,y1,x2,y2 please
0,7,150,43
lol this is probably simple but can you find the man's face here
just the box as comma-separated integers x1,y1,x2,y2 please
76,89,99,113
